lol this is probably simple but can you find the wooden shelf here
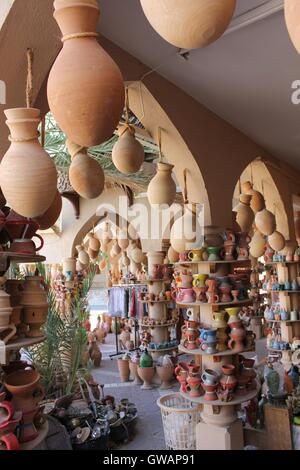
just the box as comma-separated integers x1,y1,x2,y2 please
175,259,250,267
267,319,300,324
179,344,255,357
139,321,177,328
176,299,252,308
0,252,46,263
180,386,258,406
267,348,292,353
148,345,178,353
141,300,173,304
5,335,46,351
265,261,299,266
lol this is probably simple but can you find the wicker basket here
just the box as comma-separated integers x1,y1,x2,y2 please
157,393,202,450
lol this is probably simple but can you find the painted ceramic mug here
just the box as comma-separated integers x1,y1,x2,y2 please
10,235,44,254
201,369,219,385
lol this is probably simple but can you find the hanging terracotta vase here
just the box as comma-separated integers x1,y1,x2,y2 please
76,245,89,266
99,258,107,271
47,0,124,147
140,0,236,49
88,247,99,261
170,204,203,253
0,108,57,218
295,211,300,246
255,209,276,236
117,228,129,250
147,162,176,206
249,230,265,258
99,222,112,246
34,191,62,230
112,125,144,175
88,234,101,252
234,194,254,232
111,240,121,256
241,181,265,214
167,245,179,263
67,140,105,199
268,231,285,252
121,251,130,267
130,246,143,264
285,0,300,54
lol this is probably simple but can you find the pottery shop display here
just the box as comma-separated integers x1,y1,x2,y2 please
112,125,144,175
0,108,57,218
140,0,236,49
148,162,176,206
67,140,105,199
170,204,203,253
48,0,124,148
4,369,44,442
235,194,254,233
34,191,62,230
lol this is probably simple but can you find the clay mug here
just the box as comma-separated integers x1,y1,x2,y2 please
178,288,195,303
200,328,217,344
200,342,217,354
207,247,220,261
201,369,219,385
188,248,203,262
186,375,202,398
179,252,189,262
10,235,44,254
186,307,198,322
4,212,40,241
206,291,219,303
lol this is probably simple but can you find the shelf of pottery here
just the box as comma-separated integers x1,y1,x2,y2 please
173,231,258,450
0,255,50,450
262,242,300,371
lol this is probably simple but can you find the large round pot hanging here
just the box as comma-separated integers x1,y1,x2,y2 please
255,209,276,236
140,0,236,49
47,0,125,147
112,125,144,175
147,162,176,207
0,108,57,218
234,194,254,233
241,181,265,214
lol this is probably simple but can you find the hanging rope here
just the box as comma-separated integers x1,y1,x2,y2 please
239,178,242,196
183,169,188,205
157,127,163,162
26,48,34,108
41,116,46,148
125,86,130,123
250,163,254,186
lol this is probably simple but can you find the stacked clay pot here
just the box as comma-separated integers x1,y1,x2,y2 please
48,0,124,147
67,140,105,199
0,108,57,218
20,276,48,338
140,0,236,49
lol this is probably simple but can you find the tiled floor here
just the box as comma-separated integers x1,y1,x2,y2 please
92,333,267,450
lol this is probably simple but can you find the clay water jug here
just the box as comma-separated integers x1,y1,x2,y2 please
112,125,144,174
0,108,57,218
255,209,276,236
88,234,101,252
249,230,265,258
34,191,62,230
147,162,176,206
76,245,89,266
242,181,265,213
235,194,254,233
170,204,203,253
167,245,179,263
67,140,105,199
140,0,236,49
48,0,124,147
111,241,121,257
130,246,143,264
285,0,300,54
268,230,285,252
121,252,130,267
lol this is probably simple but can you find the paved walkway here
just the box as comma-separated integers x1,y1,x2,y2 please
92,334,267,450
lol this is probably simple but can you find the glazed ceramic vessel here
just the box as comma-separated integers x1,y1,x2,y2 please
0,108,57,218
48,1,124,148
148,162,176,206
140,0,236,49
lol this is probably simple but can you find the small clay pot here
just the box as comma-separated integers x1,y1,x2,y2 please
137,366,155,390
117,358,130,382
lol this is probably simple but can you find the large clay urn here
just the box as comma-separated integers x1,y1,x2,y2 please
285,0,300,54
170,204,203,253
0,108,57,218
255,209,276,236
242,182,265,213
34,191,62,230
117,358,130,382
112,125,144,174
137,366,155,390
67,140,105,199
147,162,176,207
234,194,254,233
140,0,236,49
249,230,265,258
48,0,124,147
268,231,285,252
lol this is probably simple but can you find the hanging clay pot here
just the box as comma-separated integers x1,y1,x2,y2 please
295,211,300,246
167,246,179,263
285,0,300,54
268,231,286,252
47,0,124,147
111,240,121,257
117,228,129,250
99,222,112,246
67,140,105,199
249,230,266,258
234,194,254,233
62,258,76,278
76,245,89,266
112,125,144,175
255,209,276,236
241,181,265,213
88,234,101,252
34,191,62,230
88,248,99,261
0,108,57,218
130,246,143,264
147,162,176,207
121,251,130,267
140,0,236,49
170,204,203,253
99,259,107,271
76,259,85,272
